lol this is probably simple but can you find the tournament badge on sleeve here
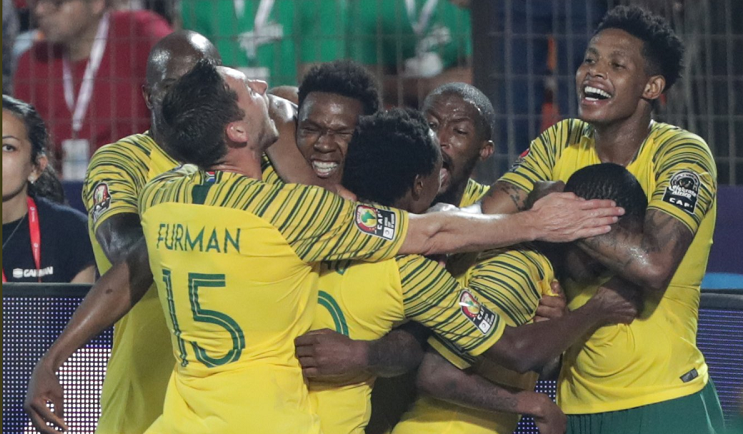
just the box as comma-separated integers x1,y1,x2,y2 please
354,205,397,240
459,290,496,334
91,182,112,223
662,170,700,214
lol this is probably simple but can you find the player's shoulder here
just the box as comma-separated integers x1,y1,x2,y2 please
652,122,711,151
91,133,158,164
533,118,591,149
475,244,552,277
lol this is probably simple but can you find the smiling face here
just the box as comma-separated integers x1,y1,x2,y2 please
296,92,364,186
576,28,658,125
423,92,492,202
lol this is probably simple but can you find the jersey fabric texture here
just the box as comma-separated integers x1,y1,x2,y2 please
2,197,94,283
14,11,172,157
139,165,408,434
500,119,717,414
393,245,556,434
181,0,346,86
82,133,179,434
310,251,506,434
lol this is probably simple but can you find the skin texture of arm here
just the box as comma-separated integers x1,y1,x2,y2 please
480,180,531,215
482,285,637,373
416,350,566,434
296,323,428,379
24,240,153,434
94,213,145,265
576,209,694,295
399,192,622,256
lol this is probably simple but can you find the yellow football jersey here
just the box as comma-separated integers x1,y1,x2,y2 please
393,246,556,434
310,253,506,434
82,133,179,434
139,165,409,434
500,119,717,413
460,178,491,208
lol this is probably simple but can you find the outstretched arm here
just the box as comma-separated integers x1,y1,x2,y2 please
401,192,622,256
24,239,153,434
483,284,638,373
416,350,566,434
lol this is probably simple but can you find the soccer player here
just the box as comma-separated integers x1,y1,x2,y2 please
136,60,622,434
303,109,640,434
478,6,724,434
82,30,221,434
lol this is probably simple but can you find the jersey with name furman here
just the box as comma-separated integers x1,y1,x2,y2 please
310,252,505,434
500,119,717,414
82,133,178,434
394,245,556,434
139,165,408,434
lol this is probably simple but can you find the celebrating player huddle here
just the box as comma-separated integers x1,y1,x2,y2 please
25,6,724,434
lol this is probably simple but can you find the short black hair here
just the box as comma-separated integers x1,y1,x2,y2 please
161,60,244,169
342,108,439,207
298,60,381,115
423,82,496,141
564,163,647,226
596,5,684,91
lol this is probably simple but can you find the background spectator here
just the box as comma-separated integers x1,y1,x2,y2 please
180,0,345,86
2,94,95,283
13,0,172,180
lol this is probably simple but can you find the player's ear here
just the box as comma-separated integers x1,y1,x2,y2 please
226,121,248,146
643,75,665,101
411,174,424,200
479,139,494,161
142,85,154,110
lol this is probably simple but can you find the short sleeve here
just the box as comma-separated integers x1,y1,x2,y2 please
397,255,505,357
465,248,551,327
648,131,717,234
82,142,150,232
264,185,409,263
498,120,574,191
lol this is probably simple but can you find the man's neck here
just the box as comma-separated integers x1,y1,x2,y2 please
209,148,263,180
592,109,653,167
3,193,29,224
65,14,105,62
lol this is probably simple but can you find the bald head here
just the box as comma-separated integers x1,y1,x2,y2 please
144,30,221,145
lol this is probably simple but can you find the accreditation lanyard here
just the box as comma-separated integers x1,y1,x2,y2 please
233,0,274,31
62,13,110,135
405,0,438,37
2,197,42,283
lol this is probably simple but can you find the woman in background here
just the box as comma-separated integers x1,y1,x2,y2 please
2,94,95,283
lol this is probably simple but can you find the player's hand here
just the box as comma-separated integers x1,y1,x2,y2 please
535,281,568,322
24,359,68,433
526,181,565,210
295,329,368,379
530,393,567,434
528,192,624,242
588,285,640,325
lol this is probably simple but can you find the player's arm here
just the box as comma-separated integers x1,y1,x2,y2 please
416,349,566,434
296,322,429,379
481,284,637,373
24,239,153,434
400,191,622,256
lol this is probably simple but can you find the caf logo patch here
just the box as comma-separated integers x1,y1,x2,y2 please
662,170,700,215
91,182,112,222
459,290,496,335
355,205,396,241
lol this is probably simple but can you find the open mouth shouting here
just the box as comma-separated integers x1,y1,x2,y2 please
311,159,341,178
439,153,454,193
